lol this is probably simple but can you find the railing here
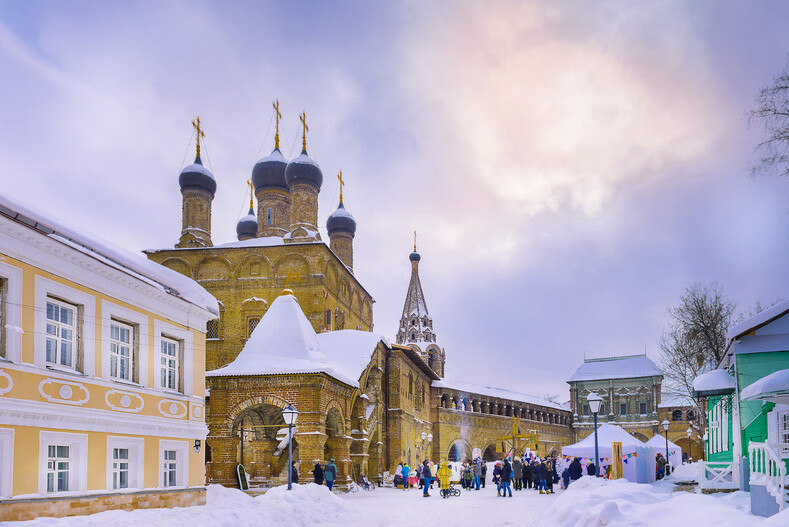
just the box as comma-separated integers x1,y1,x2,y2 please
749,441,788,512
697,460,739,489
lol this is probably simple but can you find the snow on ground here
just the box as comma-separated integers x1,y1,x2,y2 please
4,475,789,527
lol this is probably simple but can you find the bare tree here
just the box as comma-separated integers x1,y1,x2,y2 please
748,57,789,178
658,282,736,426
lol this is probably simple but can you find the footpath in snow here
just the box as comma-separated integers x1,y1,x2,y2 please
4,471,789,527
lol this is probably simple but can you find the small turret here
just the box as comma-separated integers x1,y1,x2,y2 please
285,112,322,242
253,100,291,237
236,180,257,241
177,117,215,248
326,171,356,272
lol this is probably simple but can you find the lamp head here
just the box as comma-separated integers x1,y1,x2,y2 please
587,392,602,414
661,419,670,432
686,427,692,437
428,433,433,442
193,439,201,454
282,404,299,426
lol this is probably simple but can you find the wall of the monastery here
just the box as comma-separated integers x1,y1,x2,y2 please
147,244,373,371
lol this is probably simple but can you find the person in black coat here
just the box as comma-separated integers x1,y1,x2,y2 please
291,461,299,484
422,460,432,497
500,459,513,497
587,461,596,476
536,460,549,494
568,457,583,483
313,462,324,485
523,460,532,489
481,462,487,488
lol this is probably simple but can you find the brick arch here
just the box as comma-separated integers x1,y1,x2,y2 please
195,257,232,281
227,394,291,424
274,254,311,279
233,253,272,278
447,438,472,462
324,260,340,288
160,257,192,279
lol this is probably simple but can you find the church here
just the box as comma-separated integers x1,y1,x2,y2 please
146,109,577,489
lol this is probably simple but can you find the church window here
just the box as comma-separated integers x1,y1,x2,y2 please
672,410,682,421
686,410,694,421
582,404,589,416
408,373,414,398
640,402,648,415
620,403,627,415
325,309,332,329
411,333,416,340
206,319,219,339
421,384,425,404
267,208,272,226
248,317,260,337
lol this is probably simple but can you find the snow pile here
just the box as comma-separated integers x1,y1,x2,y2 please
8,484,349,527
693,369,736,393
568,355,662,382
544,475,787,527
665,461,698,482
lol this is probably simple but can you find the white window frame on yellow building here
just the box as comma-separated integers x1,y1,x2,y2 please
0,260,23,363
154,320,192,396
46,297,78,370
106,436,145,491
38,431,88,495
158,439,188,487
101,300,149,387
34,275,96,376
0,428,14,497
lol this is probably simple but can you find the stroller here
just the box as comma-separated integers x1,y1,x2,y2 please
440,482,461,498
359,475,375,491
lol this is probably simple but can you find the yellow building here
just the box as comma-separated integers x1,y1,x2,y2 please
0,195,218,521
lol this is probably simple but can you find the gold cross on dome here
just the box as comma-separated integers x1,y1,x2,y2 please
338,170,345,204
192,116,205,157
273,100,282,149
414,230,417,252
248,179,254,209
300,112,309,151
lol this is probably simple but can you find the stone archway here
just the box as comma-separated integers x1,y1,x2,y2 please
448,439,472,462
482,444,497,462
229,402,294,485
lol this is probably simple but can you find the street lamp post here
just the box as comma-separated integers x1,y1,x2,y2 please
587,392,602,477
661,419,670,475
282,404,299,491
686,427,693,464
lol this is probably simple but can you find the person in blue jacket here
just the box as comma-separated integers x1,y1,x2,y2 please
324,458,337,491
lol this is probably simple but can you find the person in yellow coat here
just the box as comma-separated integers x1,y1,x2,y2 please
436,460,452,497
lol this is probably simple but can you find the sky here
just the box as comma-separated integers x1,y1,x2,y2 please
0,0,787,400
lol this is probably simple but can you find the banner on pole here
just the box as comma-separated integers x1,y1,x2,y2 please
611,441,623,479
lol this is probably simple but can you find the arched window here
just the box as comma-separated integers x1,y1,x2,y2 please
672,409,682,421
421,384,425,404
325,309,332,329
267,208,272,226
408,373,414,398
206,319,219,339
686,410,695,421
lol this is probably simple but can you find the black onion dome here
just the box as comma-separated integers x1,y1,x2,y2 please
285,149,323,190
252,148,288,190
410,251,421,262
326,202,357,238
179,156,216,196
236,208,257,239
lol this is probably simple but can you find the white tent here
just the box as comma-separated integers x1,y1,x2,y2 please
645,435,683,469
561,423,655,483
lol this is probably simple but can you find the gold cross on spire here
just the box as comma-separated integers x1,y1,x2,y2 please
192,116,205,158
337,170,345,204
248,179,254,210
300,111,309,152
414,230,417,252
273,100,282,150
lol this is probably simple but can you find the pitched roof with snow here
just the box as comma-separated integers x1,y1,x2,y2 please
567,355,662,383
726,298,789,341
692,369,735,396
0,193,218,317
432,378,565,411
207,292,387,387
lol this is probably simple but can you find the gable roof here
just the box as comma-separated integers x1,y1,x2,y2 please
568,355,662,383
726,298,789,341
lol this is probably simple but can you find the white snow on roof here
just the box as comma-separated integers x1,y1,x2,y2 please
741,368,789,404
432,378,565,411
181,161,215,180
255,148,287,165
692,370,735,394
0,194,218,316
562,423,646,457
568,355,662,382
657,393,693,408
207,293,388,387
329,204,355,219
212,236,286,249
289,152,319,167
727,298,789,340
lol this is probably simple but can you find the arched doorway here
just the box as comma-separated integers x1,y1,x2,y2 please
231,402,295,484
482,444,497,462
448,439,471,462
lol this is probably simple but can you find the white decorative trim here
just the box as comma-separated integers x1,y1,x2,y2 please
105,389,144,413
39,378,90,406
0,428,13,497
158,399,188,419
159,439,189,488
0,397,207,439
189,401,204,421
38,430,88,495
34,275,96,375
0,368,12,395
0,260,23,362
101,300,150,387
106,436,145,491
0,216,214,330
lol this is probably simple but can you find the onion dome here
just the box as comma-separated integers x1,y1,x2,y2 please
326,202,357,238
285,150,323,190
179,155,216,196
410,251,421,262
236,208,257,240
252,148,288,191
